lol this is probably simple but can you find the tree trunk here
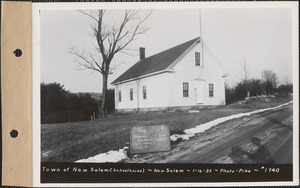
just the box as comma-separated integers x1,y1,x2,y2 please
100,74,108,118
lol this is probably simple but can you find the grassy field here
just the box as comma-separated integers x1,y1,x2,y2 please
41,95,292,162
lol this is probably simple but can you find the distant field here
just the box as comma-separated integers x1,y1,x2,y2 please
41,95,292,162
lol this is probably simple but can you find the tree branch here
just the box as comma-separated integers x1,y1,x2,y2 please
69,47,103,74
78,10,99,22
72,9,151,118
114,10,152,54
109,60,126,73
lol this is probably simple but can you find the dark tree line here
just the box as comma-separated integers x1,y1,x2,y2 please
226,70,292,104
41,82,100,124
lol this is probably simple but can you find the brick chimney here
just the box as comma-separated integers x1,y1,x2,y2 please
139,47,145,60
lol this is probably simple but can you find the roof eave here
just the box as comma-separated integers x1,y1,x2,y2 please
166,38,200,70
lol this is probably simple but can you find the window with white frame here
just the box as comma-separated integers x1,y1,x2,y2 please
143,85,147,99
118,90,122,102
130,88,133,101
183,82,189,97
195,52,200,66
209,84,214,97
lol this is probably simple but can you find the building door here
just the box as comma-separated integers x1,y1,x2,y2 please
195,80,204,104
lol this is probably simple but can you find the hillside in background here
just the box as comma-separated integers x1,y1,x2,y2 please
77,92,101,101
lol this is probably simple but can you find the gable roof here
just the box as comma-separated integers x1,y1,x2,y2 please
111,37,200,85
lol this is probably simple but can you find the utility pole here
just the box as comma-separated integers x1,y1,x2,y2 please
199,9,205,68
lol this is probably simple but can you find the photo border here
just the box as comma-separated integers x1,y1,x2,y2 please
32,2,299,187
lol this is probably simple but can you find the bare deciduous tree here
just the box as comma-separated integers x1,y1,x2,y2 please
70,9,152,118
241,56,250,81
283,76,291,85
261,69,278,95
241,55,250,97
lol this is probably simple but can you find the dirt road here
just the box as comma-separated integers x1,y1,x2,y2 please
128,103,293,164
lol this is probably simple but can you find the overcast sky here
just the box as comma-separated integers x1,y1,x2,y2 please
40,6,295,93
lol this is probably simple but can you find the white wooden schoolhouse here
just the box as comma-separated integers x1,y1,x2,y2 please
111,37,229,112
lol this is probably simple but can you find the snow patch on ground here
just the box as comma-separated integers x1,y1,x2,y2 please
172,101,292,142
76,147,128,163
76,101,292,163
189,110,200,113
237,95,276,104
170,134,190,141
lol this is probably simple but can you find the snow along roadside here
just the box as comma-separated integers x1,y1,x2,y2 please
76,101,292,163
171,101,293,141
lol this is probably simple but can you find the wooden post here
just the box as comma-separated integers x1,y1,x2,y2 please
98,105,101,119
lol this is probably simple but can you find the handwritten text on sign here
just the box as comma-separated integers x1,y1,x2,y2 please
130,125,171,154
